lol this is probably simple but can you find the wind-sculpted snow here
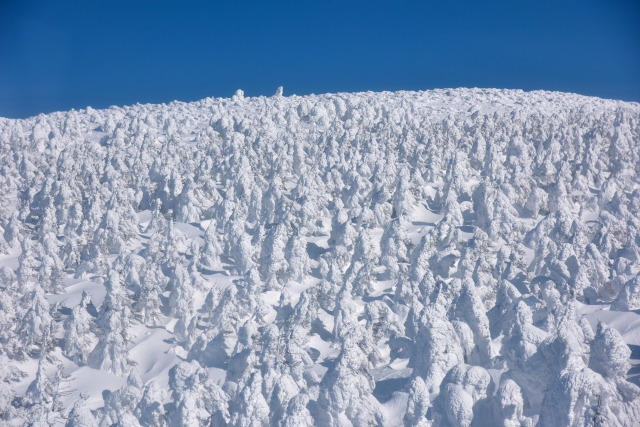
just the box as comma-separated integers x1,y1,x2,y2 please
0,88,639,426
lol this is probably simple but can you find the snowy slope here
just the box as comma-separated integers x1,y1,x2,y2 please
0,88,639,426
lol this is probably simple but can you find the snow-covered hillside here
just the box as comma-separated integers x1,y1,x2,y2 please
1,88,640,426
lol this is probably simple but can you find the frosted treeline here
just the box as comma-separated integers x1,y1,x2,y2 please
0,88,639,426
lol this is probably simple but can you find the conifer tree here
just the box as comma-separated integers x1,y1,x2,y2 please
88,271,134,376
63,291,95,365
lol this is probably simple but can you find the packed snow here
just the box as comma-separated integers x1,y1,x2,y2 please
0,87,639,426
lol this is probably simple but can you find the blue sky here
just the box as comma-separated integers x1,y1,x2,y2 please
1,0,639,118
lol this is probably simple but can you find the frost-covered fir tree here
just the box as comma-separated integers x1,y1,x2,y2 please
259,222,290,290
317,331,383,427
168,361,229,427
88,270,134,376
284,228,311,283
134,381,166,427
200,220,222,269
63,291,95,365
135,260,166,326
23,362,68,427
168,263,195,342
17,286,54,357
65,396,98,427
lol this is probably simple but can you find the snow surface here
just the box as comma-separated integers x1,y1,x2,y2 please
0,88,639,426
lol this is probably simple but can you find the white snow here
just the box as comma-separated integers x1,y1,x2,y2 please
0,88,639,426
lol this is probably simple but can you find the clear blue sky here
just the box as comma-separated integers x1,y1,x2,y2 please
1,0,639,118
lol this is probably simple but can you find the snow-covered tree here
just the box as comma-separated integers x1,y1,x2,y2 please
201,220,222,269
135,260,166,326
259,223,290,290
168,263,196,342
17,286,54,357
168,360,229,427
63,291,95,365
134,381,166,427
285,228,311,283
66,396,98,427
317,331,383,427
88,271,134,376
